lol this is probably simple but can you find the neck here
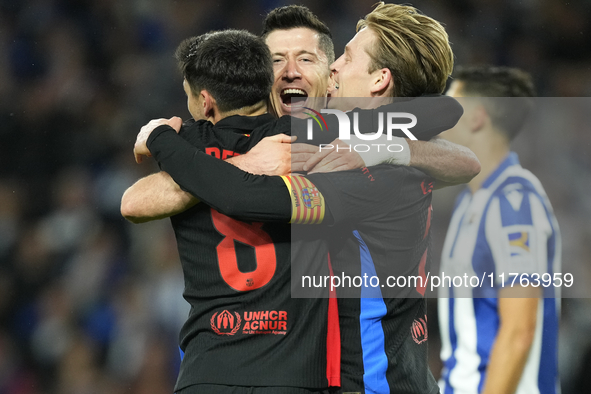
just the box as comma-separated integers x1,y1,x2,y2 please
209,101,268,124
467,130,510,193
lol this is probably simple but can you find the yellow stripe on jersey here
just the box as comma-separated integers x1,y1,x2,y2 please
279,175,325,224
279,176,297,223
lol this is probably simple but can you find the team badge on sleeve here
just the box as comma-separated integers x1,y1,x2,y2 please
280,176,325,224
302,187,321,208
508,230,530,256
500,225,535,273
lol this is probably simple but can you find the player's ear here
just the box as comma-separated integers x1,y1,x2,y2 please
326,71,336,95
470,104,488,132
201,90,216,119
370,68,393,96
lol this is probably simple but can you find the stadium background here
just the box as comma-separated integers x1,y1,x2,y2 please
0,0,589,392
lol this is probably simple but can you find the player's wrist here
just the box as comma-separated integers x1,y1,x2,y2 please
386,137,410,166
357,136,410,166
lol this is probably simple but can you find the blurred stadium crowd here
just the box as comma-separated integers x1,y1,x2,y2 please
0,0,590,393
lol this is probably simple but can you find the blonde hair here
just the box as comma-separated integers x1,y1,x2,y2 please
357,2,453,97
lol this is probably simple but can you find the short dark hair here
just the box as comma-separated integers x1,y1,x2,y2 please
175,30,273,113
453,65,536,141
261,5,335,64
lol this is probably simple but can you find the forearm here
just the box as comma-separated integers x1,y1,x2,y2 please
481,319,536,394
121,171,198,223
226,148,290,176
147,126,291,222
408,137,480,184
354,135,410,167
481,291,540,394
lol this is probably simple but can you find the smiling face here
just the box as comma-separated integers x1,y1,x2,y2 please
328,28,391,110
330,28,385,98
265,27,331,117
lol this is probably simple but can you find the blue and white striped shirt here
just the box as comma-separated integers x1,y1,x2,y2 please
438,152,561,394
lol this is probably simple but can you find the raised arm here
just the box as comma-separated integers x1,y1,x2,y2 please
292,95,473,180
145,125,293,222
121,171,198,223
406,137,480,185
145,126,431,227
122,117,199,223
128,119,441,226
295,136,480,186
122,117,293,223
141,124,342,225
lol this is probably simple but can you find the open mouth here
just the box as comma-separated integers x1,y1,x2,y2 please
280,88,308,110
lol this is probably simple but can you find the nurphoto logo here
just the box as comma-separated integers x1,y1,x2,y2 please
305,108,418,141
305,108,418,153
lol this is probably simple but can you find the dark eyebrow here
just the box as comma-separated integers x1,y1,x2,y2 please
296,50,318,58
271,50,318,58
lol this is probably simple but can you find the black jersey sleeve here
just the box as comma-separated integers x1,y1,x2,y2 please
147,125,292,222
375,95,463,141
306,164,434,225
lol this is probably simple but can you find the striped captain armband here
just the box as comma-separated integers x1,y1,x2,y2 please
280,175,325,224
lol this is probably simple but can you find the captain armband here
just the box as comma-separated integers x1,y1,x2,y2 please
280,176,325,224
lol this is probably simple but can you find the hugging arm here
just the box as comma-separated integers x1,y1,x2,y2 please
292,95,480,184
405,138,480,186
122,127,292,223
146,125,300,223
295,136,480,186
121,171,199,223
146,126,428,226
